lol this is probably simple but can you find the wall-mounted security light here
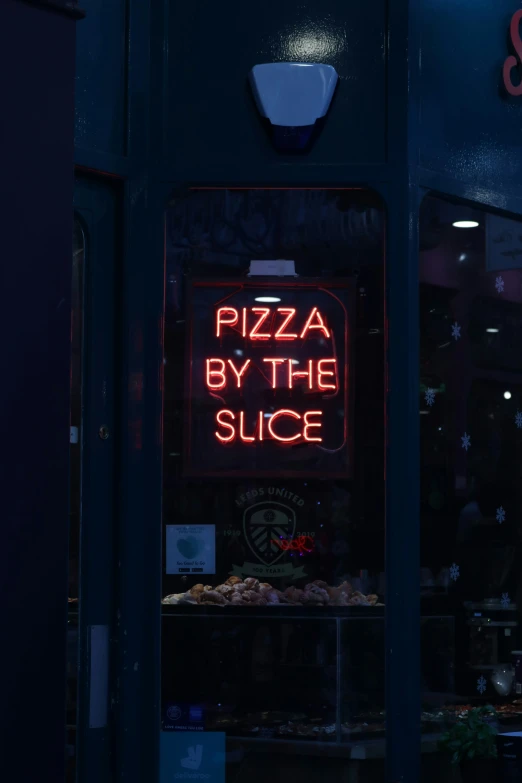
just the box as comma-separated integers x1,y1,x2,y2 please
249,62,338,152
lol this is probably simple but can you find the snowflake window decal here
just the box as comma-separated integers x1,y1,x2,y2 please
450,563,460,581
501,593,511,609
516,411,522,430
495,276,505,294
461,432,471,451
496,506,506,524
451,322,461,341
424,388,436,407
477,675,487,695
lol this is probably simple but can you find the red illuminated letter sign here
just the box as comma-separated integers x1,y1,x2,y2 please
300,307,330,339
227,358,251,388
288,359,313,390
268,409,302,442
215,410,235,442
206,359,226,390
274,308,298,340
206,295,340,451
503,10,522,96
263,357,286,388
303,411,322,442
216,308,239,337
317,358,337,390
249,308,271,340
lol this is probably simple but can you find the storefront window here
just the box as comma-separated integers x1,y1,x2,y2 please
419,195,522,779
161,189,387,781
66,216,84,781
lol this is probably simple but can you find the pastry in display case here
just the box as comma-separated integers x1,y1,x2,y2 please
162,577,381,607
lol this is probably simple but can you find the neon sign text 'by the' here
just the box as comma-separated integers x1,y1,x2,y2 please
206,357,337,391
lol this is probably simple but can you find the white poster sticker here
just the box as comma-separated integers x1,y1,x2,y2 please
166,525,216,575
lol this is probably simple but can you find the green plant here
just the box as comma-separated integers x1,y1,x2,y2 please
439,706,498,764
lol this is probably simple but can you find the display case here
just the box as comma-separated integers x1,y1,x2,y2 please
162,605,457,750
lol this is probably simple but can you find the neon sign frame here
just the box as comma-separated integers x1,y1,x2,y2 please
184,278,353,478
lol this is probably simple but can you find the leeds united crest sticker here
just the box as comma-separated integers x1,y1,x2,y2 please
230,487,311,580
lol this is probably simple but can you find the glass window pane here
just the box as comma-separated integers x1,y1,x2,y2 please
161,189,386,781
419,195,522,781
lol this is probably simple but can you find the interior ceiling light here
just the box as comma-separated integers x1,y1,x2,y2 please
452,220,479,228
504,391,512,400
486,328,499,333
254,296,281,303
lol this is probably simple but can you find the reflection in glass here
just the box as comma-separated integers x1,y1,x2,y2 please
419,196,522,781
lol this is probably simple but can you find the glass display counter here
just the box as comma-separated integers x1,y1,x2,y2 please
162,605,456,746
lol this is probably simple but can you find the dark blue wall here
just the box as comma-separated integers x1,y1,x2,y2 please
73,1,522,193
0,2,76,782
419,0,522,197
74,0,128,156
164,1,386,170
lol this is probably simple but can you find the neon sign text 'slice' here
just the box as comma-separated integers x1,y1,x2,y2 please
207,305,338,445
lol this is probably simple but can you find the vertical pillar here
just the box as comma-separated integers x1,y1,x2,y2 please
385,0,421,780
0,2,82,781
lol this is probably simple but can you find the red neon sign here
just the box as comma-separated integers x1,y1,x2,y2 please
206,356,337,392
272,535,315,554
274,308,298,340
210,306,340,446
215,306,331,341
503,10,522,96
186,280,352,477
208,307,336,445
214,409,323,443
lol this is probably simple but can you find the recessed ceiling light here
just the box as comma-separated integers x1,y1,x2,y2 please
486,327,499,333
504,391,512,400
452,220,479,228
254,296,281,303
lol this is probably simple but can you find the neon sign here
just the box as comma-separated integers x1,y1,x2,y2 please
185,280,352,477
215,306,330,340
272,535,315,554
503,10,522,97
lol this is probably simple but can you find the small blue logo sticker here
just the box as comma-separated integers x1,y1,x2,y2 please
164,703,205,732
160,732,225,783
166,706,182,722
